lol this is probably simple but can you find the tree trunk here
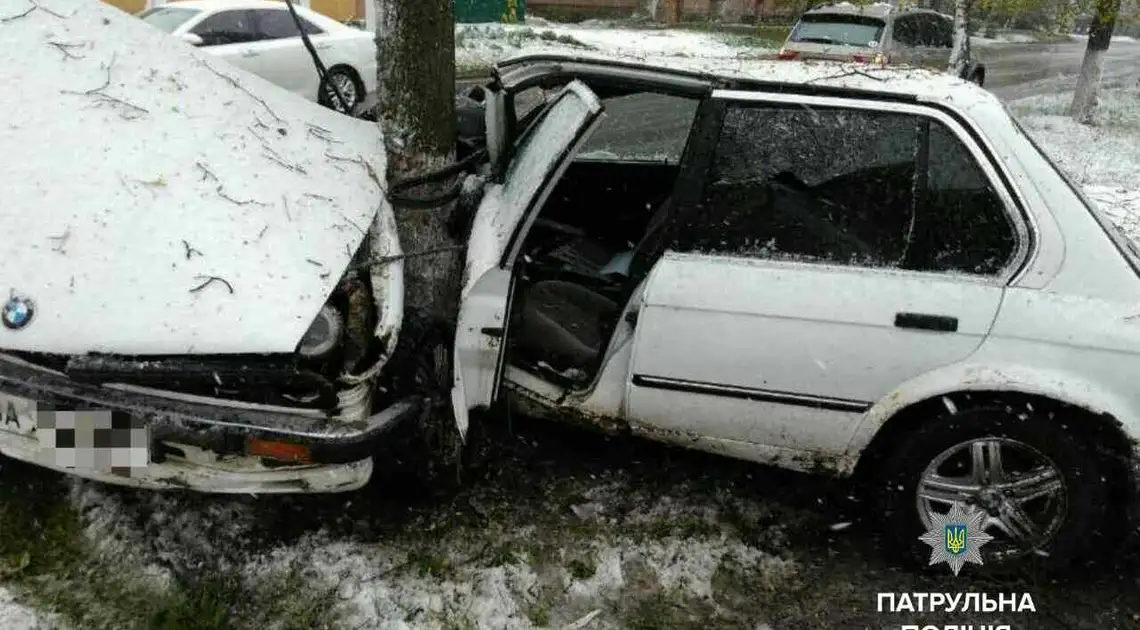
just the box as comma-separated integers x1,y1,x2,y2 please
663,0,683,24
374,0,461,325
947,0,973,78
1068,0,1121,124
373,0,466,485
644,0,663,20
709,0,726,20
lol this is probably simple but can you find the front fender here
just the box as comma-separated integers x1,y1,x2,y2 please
839,362,1140,475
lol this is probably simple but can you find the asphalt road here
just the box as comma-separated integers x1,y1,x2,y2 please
982,39,1140,101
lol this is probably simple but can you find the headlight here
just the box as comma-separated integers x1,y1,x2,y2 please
298,305,344,360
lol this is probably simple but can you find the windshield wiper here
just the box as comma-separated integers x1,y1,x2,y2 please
795,36,838,44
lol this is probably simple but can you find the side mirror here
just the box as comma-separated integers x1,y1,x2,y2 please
180,32,204,46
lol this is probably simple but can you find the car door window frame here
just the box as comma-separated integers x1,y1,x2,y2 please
189,9,260,47
674,90,1033,287
496,82,607,270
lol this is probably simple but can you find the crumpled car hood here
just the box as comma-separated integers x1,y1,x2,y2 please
0,0,394,356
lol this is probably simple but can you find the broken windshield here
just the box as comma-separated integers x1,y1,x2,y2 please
790,15,886,47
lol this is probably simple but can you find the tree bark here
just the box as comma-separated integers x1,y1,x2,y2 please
372,0,467,485
947,0,973,77
1068,0,1121,124
374,0,462,325
663,0,683,24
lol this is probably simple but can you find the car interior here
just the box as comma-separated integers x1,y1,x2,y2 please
501,86,702,389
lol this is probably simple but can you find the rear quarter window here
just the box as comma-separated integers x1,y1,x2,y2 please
790,14,886,47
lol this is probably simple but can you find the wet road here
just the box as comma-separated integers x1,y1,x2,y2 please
982,39,1140,101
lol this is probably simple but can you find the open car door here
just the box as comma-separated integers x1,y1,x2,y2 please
451,80,604,439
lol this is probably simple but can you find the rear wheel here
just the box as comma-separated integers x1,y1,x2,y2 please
319,67,362,114
875,406,1109,572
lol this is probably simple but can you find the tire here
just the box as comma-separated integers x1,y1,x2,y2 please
874,405,1109,573
318,67,362,114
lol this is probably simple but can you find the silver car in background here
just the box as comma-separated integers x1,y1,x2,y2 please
777,2,986,85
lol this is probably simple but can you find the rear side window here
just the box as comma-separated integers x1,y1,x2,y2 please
256,9,323,39
190,10,258,46
790,14,886,47
929,15,955,47
671,104,1017,276
577,93,698,164
138,6,201,33
891,15,921,46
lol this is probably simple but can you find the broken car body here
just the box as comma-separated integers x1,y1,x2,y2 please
455,52,1140,567
1,0,412,493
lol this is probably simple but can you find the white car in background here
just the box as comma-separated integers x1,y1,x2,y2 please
139,0,377,113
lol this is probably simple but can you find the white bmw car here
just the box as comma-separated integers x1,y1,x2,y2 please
5,0,1140,572
138,0,377,113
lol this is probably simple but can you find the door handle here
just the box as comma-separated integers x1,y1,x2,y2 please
241,49,259,57
316,43,331,50
894,312,958,333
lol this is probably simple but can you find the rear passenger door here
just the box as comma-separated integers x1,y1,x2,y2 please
624,92,1027,465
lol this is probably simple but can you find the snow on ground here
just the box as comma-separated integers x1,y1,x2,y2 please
0,588,58,630
971,32,1041,45
1069,33,1138,43
455,21,774,72
1007,86,1140,241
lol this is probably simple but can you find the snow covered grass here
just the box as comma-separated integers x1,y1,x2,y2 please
1007,86,1140,241
454,21,777,75
3,415,1139,628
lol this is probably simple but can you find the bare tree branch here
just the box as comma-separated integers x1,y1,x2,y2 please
47,40,85,60
189,275,234,294
199,60,283,122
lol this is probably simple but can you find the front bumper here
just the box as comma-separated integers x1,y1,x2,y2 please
0,353,423,493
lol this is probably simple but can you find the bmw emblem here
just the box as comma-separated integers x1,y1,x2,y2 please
2,296,34,330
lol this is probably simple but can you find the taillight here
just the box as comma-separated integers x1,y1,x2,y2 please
777,48,798,60
853,53,889,65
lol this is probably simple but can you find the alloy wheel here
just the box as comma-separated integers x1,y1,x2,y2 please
325,73,358,113
915,437,1067,560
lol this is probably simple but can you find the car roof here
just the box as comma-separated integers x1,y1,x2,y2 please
152,0,346,30
154,0,321,13
802,2,950,20
496,51,997,112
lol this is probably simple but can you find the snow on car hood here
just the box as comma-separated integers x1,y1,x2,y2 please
0,0,393,356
